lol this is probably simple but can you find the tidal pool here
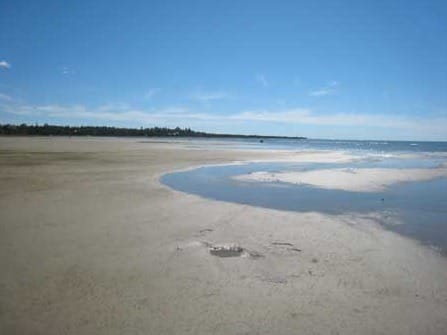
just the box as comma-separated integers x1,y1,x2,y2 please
161,158,447,255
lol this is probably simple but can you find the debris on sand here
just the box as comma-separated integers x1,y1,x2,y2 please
246,250,265,258
272,242,294,246
209,244,244,257
199,228,213,233
202,241,264,259
259,275,288,284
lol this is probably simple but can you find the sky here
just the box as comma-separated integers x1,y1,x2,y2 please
1,0,447,140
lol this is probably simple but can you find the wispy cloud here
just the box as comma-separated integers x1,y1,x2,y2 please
1,103,191,124
0,93,12,101
60,66,75,76
227,109,398,127
327,80,338,87
256,73,269,87
309,80,339,97
144,88,161,100
1,102,443,127
309,89,333,97
0,60,11,69
190,90,229,102
2,102,447,140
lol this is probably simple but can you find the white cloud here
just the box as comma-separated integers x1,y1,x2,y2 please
256,73,269,87
0,93,12,101
309,89,332,97
1,103,191,124
0,60,11,69
144,88,161,100
190,91,229,102
227,109,447,135
60,66,75,76
2,102,447,140
96,103,130,112
328,80,338,87
309,80,339,97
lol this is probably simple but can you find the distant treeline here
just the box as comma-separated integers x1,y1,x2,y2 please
0,123,306,139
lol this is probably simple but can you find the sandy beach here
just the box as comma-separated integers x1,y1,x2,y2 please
1,137,447,335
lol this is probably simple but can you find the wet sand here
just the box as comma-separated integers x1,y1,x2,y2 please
1,137,447,335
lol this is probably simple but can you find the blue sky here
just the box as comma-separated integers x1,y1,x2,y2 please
1,0,446,140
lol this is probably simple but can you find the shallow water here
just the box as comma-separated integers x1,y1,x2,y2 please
161,156,447,255
171,137,447,154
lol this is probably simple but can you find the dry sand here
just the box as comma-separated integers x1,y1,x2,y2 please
1,137,447,335
236,167,447,192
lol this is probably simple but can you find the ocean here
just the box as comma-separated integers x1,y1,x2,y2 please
178,137,447,154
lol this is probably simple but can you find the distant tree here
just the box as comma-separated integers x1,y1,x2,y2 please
0,123,306,139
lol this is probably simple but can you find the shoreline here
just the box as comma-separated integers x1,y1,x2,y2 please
1,137,447,335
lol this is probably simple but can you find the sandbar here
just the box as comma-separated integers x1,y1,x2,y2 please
236,167,447,192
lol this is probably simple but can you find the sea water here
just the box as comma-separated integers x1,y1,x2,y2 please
161,140,447,255
174,137,447,154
